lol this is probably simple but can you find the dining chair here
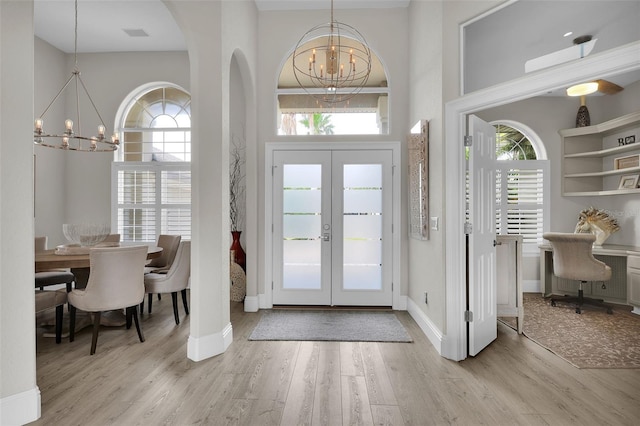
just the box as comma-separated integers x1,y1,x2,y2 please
103,233,120,243
68,245,148,355
35,236,75,292
142,241,190,324
144,234,181,274
543,232,613,314
35,288,68,344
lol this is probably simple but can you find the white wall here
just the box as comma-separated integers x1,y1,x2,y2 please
406,0,501,338
0,2,40,424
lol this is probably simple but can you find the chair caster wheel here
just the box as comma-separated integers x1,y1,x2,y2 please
575,308,581,314
607,308,613,314
551,301,556,307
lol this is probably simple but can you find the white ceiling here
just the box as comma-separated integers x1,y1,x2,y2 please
34,0,410,53
34,0,639,94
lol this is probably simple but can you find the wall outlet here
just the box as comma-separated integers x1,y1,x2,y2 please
424,291,428,304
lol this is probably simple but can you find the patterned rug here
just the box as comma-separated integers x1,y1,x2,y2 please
500,293,640,369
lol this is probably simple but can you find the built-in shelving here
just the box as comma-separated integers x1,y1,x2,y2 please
560,111,640,196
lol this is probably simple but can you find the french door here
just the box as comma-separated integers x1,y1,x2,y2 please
272,149,393,306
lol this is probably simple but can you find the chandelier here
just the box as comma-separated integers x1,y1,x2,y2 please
34,0,118,152
292,0,372,104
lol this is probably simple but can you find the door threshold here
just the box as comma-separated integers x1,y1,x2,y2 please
272,305,392,311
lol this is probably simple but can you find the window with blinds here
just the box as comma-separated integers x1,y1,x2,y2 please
112,85,191,242
493,123,549,251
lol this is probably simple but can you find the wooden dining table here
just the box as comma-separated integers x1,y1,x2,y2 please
35,244,162,273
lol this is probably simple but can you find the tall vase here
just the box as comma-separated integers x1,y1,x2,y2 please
230,231,246,272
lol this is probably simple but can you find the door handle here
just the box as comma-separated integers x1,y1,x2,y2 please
322,232,331,242
494,240,502,247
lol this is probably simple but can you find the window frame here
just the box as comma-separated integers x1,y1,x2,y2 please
491,121,549,254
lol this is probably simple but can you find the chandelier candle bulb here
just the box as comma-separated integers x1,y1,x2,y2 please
65,119,73,134
35,118,43,133
62,136,69,148
98,125,105,138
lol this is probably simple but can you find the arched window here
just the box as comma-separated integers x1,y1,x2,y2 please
493,121,549,251
112,84,191,242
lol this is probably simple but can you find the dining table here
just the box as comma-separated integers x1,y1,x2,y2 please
35,243,163,328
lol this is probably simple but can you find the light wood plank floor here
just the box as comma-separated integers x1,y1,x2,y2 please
32,297,640,425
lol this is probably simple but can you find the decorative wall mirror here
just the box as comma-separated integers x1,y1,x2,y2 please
408,119,429,240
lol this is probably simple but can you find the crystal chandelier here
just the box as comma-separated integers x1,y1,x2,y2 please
34,0,119,152
292,0,372,104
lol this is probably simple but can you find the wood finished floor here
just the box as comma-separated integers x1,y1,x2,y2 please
32,297,640,425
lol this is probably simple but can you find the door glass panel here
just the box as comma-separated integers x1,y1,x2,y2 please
282,164,322,290
342,164,382,291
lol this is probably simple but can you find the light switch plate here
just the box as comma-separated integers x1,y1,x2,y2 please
430,217,439,230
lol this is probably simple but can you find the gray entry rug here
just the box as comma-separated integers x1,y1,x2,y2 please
248,310,413,342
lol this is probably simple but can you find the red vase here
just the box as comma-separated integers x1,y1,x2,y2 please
230,231,246,272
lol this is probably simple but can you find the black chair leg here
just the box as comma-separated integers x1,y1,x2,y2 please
90,312,102,355
181,289,189,315
126,307,133,329
132,306,145,342
55,304,63,344
148,293,153,314
140,300,144,315
69,305,76,342
171,292,180,325
158,294,162,301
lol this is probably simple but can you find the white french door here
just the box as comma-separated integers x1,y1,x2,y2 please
272,149,393,306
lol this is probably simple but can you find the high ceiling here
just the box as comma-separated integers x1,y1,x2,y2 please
34,0,639,94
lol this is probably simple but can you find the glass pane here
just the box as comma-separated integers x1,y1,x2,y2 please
342,164,383,291
161,170,191,204
284,214,321,239
117,208,156,242
161,208,191,240
118,170,155,204
282,163,322,290
343,265,382,290
283,240,321,289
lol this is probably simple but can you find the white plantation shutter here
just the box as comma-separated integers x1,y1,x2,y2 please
114,164,191,241
495,160,549,249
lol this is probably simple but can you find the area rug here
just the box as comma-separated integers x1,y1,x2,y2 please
499,294,640,369
248,310,413,342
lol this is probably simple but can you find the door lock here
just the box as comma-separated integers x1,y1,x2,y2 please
322,232,331,242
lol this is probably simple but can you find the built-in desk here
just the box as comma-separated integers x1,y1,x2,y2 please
540,243,640,314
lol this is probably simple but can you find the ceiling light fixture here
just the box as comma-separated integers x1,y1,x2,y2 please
34,0,119,152
291,0,372,104
566,81,599,97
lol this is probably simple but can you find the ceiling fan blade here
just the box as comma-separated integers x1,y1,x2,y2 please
596,79,623,95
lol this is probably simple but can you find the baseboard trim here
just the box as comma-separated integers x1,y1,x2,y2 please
0,387,41,425
243,295,259,312
523,279,541,293
187,322,233,362
406,297,444,355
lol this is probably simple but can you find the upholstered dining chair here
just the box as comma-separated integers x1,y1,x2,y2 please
35,236,75,292
35,288,68,344
543,232,613,314
103,233,120,243
142,241,190,324
144,234,181,274
68,245,148,355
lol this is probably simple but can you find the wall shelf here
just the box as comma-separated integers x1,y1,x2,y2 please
560,111,640,196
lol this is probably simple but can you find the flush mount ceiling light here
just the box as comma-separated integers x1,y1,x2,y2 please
566,82,599,97
291,0,372,104
34,0,118,152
